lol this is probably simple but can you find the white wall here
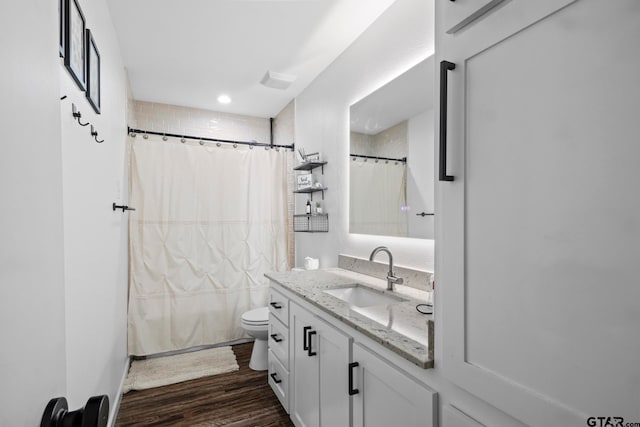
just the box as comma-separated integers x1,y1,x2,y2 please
0,0,130,424
407,109,434,239
0,1,67,425
294,0,435,271
59,0,130,418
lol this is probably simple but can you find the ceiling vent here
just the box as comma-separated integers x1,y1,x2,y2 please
260,71,296,90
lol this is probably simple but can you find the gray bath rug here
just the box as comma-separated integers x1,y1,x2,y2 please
122,346,239,393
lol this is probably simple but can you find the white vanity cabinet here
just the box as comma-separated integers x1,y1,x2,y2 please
268,287,290,413
436,0,640,424
268,281,438,427
290,301,351,427
352,343,437,427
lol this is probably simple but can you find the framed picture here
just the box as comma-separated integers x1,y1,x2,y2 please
297,173,313,190
64,0,86,91
58,0,65,58
86,29,101,114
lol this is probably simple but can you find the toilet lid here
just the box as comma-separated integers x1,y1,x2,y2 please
242,307,269,324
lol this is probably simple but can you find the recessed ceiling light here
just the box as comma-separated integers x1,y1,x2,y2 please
217,94,231,104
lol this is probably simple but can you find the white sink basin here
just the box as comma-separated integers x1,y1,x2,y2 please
324,284,406,307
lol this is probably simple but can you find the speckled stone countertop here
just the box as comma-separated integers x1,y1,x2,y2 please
264,268,434,369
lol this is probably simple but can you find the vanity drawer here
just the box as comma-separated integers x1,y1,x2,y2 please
268,349,289,413
268,313,289,369
269,287,289,326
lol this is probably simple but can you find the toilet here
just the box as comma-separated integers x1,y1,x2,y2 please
241,306,269,371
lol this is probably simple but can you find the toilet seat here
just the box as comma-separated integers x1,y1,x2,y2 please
241,307,269,325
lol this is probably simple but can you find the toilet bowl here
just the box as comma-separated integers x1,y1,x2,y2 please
241,306,269,371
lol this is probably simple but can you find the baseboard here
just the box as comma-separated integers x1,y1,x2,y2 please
108,356,131,427
133,338,254,360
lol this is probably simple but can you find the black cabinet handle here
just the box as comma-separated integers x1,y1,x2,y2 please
307,330,317,356
270,372,282,384
303,326,311,351
270,333,283,343
439,60,456,182
270,301,282,309
348,362,360,395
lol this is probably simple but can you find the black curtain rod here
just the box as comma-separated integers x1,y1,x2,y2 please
127,127,295,150
350,153,407,163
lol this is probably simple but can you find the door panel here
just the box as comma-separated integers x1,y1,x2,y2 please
438,0,640,424
290,304,319,427
352,344,436,427
316,317,351,427
442,405,484,427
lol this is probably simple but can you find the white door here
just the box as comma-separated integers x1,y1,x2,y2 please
352,343,437,427
436,0,640,425
290,303,320,427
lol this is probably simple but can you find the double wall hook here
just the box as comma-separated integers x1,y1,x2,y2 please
72,103,90,126
90,125,104,143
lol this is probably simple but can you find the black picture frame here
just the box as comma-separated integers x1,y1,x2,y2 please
64,0,86,91
59,0,65,58
86,29,101,114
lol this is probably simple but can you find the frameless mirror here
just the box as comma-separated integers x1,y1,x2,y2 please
349,56,435,239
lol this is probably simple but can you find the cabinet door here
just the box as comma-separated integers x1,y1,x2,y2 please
290,302,351,427
290,303,320,427
436,0,640,424
313,313,351,427
440,0,501,35
442,406,484,427
352,344,437,427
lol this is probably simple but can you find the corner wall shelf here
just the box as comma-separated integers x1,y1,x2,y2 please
293,161,327,174
293,187,327,201
294,214,329,233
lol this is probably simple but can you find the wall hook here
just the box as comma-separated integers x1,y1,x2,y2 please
112,203,135,212
72,103,90,127
60,95,67,100
90,125,104,143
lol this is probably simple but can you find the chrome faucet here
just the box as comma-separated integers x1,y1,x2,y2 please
369,246,404,291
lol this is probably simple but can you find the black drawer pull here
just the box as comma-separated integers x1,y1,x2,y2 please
303,326,311,350
439,60,456,182
307,330,317,357
270,372,282,384
270,333,283,343
270,301,283,309
348,362,359,395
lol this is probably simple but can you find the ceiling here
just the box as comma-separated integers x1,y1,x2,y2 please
107,0,396,118
350,56,434,135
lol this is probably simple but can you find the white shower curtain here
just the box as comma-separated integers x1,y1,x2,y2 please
128,136,290,356
350,159,408,237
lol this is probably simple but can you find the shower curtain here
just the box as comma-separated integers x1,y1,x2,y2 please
128,136,290,356
350,159,408,237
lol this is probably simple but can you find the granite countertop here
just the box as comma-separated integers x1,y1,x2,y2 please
264,268,434,369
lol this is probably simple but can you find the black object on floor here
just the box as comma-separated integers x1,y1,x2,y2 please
41,395,109,427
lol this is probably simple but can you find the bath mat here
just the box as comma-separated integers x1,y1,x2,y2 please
122,346,239,393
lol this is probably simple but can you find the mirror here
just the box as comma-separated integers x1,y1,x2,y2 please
349,56,435,239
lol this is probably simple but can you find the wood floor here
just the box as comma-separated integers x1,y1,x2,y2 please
116,343,293,426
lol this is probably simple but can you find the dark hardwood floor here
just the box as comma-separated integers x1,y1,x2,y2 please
116,343,293,426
